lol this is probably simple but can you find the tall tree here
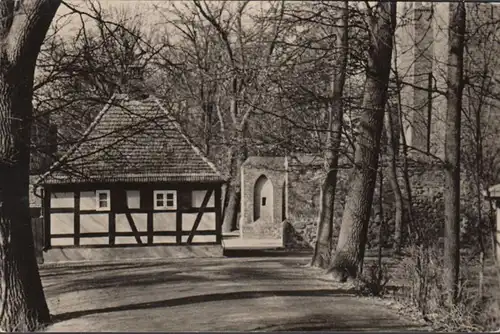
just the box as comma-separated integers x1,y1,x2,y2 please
385,103,404,253
35,6,157,152
443,1,466,305
158,0,287,232
327,1,396,282
311,1,349,269
0,0,60,331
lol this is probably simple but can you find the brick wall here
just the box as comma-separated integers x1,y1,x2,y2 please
283,158,480,250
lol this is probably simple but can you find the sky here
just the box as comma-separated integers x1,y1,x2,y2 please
52,0,168,38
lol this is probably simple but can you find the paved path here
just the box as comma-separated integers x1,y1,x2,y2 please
42,255,428,332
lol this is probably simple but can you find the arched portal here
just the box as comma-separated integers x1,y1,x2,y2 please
254,175,274,222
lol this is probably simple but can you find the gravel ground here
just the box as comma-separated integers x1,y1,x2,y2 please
41,255,429,332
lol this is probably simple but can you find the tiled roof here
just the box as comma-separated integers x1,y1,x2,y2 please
40,94,223,184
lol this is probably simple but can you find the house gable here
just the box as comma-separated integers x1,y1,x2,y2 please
40,94,223,184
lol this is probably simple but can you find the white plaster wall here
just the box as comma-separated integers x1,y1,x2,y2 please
182,212,216,231
50,213,74,234
115,236,147,244
181,235,216,243
51,192,74,208
51,238,74,246
80,191,96,210
153,212,176,231
154,236,176,244
126,190,141,209
191,190,215,208
80,214,109,233
80,237,109,245
116,213,147,232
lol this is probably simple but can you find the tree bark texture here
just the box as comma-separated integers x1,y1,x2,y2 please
391,42,416,243
443,1,465,305
0,0,60,330
222,129,247,233
384,108,404,253
328,2,396,282
310,1,349,269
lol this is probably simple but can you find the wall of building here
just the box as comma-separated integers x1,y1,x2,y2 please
45,183,222,251
240,163,286,239
283,158,480,250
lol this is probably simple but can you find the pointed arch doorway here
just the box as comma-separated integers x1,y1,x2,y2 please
253,175,274,222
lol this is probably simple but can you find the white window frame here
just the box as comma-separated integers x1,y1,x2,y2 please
96,190,111,211
154,190,177,210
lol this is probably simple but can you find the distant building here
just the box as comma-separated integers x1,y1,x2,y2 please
240,154,327,247
395,2,500,158
36,94,225,262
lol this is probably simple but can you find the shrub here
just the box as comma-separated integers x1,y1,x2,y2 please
392,244,495,332
356,262,391,297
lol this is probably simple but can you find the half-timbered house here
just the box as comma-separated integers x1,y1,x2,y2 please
37,94,225,262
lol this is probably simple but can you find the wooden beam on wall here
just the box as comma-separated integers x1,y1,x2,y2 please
125,211,143,244
43,189,51,249
109,212,116,245
74,192,80,246
147,212,153,244
186,189,214,244
215,186,222,244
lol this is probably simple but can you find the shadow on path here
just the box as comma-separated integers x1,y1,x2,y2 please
51,288,355,324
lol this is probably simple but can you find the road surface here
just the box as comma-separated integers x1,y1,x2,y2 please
41,255,428,332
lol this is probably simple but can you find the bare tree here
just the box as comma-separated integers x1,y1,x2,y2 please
384,102,404,253
35,6,159,153
156,0,287,232
327,1,396,282
443,1,466,305
310,1,349,268
0,0,60,330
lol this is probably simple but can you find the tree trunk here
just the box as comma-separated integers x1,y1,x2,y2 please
0,77,50,331
377,167,384,275
222,132,247,233
311,170,338,268
310,1,349,269
327,2,396,282
384,108,404,253
0,1,61,330
392,38,416,244
443,1,465,305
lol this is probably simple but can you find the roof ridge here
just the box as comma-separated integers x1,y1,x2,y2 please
151,96,224,178
36,94,118,185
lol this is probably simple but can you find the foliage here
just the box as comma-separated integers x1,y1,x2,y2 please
356,263,391,297
393,245,495,332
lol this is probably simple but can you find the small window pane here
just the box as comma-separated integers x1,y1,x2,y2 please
96,190,110,210
262,197,267,206
156,193,164,200
166,200,174,207
166,193,174,200
156,200,164,207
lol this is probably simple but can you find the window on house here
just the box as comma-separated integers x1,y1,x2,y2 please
96,190,110,211
154,190,177,210
126,190,140,209
262,197,267,206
